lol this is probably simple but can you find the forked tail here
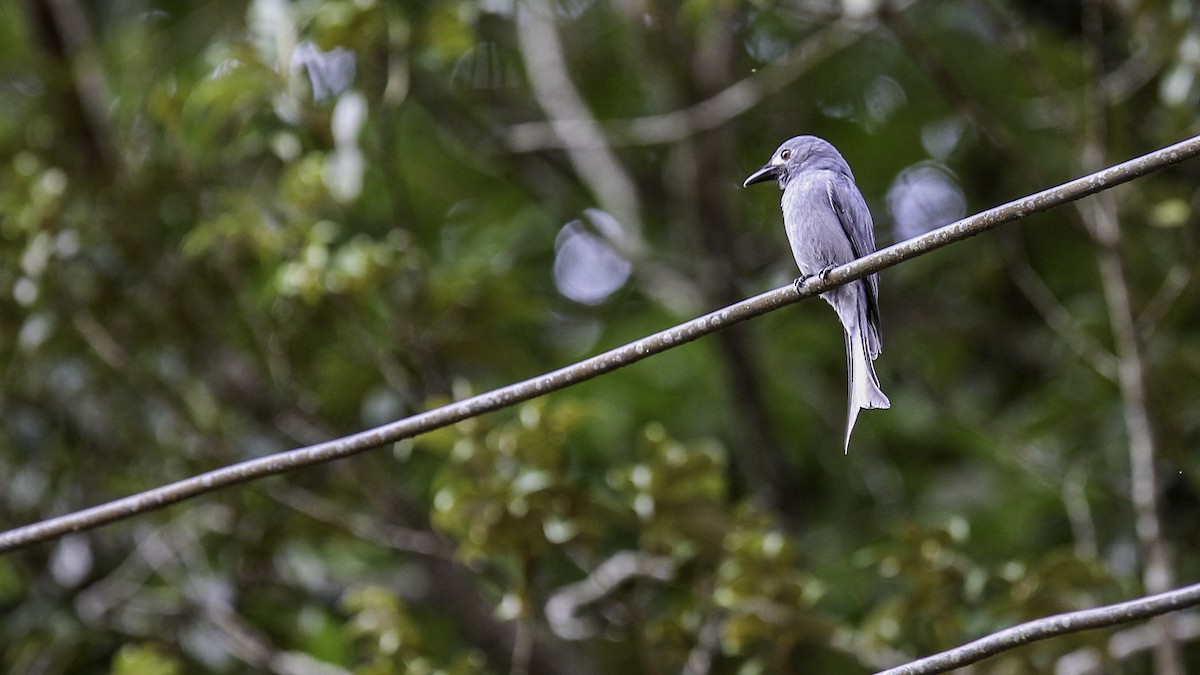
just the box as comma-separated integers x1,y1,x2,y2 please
843,327,890,453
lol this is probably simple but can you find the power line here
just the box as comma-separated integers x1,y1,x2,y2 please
2,133,1200,554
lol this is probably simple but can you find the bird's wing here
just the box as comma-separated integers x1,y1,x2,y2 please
826,175,883,348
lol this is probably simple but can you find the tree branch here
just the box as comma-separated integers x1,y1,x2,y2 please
874,581,1200,675
544,551,676,641
3,134,1200,554
515,0,645,236
1081,1,1182,671
505,6,894,151
514,1,705,316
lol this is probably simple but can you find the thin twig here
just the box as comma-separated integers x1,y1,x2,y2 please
874,582,1200,675
1001,233,1119,381
267,483,456,559
881,6,1024,163
1061,465,1098,561
2,134,1200,554
1137,261,1196,340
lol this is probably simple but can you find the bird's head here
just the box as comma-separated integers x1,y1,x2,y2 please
742,135,847,190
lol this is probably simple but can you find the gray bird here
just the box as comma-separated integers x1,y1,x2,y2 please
743,135,890,451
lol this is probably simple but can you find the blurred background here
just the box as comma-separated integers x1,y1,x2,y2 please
1,0,1199,672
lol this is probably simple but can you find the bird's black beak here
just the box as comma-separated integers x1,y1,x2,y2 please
742,164,779,188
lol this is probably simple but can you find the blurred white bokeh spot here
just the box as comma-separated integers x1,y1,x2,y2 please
886,163,967,242
554,211,632,305
324,91,367,202
292,41,356,101
921,116,966,160
50,534,93,588
865,75,907,129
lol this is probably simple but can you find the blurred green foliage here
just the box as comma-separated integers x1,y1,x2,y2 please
111,644,184,675
1,0,1198,673
343,586,490,675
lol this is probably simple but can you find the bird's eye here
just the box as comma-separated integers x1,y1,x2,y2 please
780,149,792,161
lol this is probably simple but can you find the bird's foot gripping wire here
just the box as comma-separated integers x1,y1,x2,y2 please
792,265,837,294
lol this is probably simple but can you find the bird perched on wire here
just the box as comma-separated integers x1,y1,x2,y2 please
743,135,889,452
